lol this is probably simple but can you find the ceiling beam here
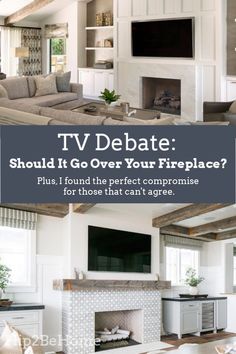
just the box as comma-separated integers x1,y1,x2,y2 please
215,229,236,240
152,204,231,228
189,215,236,236
161,225,217,241
4,0,54,26
0,204,69,218
73,204,96,214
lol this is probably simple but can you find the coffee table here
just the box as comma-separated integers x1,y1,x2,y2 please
72,101,161,120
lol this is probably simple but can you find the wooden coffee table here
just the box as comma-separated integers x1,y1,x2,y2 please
72,101,161,120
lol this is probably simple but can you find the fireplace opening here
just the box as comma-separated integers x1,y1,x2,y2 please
95,310,143,352
142,77,181,115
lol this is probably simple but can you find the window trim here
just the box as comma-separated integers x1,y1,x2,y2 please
165,245,200,287
5,229,36,293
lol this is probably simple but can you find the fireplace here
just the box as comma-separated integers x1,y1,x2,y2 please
142,77,181,115
95,309,143,352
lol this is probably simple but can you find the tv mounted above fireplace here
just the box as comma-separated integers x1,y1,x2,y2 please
132,18,194,58
88,226,151,273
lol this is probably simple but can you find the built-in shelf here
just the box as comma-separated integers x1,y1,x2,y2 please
85,47,114,50
53,279,172,291
85,26,114,30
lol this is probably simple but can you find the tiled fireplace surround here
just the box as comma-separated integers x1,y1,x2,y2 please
61,286,163,354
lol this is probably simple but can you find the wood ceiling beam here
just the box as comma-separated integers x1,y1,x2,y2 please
215,229,236,241
189,215,236,236
0,204,69,218
4,0,54,26
73,204,96,214
152,204,231,228
161,225,217,242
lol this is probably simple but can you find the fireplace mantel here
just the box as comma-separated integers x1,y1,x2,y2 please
53,279,171,291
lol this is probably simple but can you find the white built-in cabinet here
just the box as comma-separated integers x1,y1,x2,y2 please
79,68,114,98
226,78,236,101
163,299,227,339
0,310,43,337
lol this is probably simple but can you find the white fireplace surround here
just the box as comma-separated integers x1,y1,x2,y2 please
62,288,163,354
118,61,197,120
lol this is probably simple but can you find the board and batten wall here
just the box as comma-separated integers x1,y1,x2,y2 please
114,0,226,120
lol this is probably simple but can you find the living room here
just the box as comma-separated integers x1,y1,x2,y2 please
0,0,235,125
0,203,236,354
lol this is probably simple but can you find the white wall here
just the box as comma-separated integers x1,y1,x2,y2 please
40,1,86,82
65,207,160,280
114,0,226,119
6,214,66,352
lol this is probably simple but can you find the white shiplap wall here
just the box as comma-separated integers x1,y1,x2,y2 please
114,0,225,120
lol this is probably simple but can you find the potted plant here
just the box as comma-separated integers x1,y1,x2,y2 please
99,88,121,107
0,261,11,299
185,268,204,296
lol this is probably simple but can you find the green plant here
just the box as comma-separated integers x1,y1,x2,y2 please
0,261,11,290
99,89,121,104
185,268,204,287
51,39,66,55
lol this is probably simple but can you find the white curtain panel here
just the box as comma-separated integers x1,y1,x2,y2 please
1,27,22,77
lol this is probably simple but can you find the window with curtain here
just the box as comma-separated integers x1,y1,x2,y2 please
0,208,37,291
162,235,202,286
0,27,22,77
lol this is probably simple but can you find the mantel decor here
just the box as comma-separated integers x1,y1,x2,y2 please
53,279,171,291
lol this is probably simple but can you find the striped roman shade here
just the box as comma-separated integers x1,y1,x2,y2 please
0,208,37,230
162,234,203,250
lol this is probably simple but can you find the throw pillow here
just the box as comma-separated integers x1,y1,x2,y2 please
16,328,44,354
35,75,58,97
229,100,236,113
56,71,71,92
0,325,22,354
123,116,175,125
0,84,8,98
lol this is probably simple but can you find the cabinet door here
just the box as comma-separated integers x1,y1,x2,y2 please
94,72,107,97
181,311,200,334
227,81,236,101
79,70,94,97
216,300,227,329
107,73,114,91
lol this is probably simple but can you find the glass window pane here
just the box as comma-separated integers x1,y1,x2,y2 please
50,38,67,73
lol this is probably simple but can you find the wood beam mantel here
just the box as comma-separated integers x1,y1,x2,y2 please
152,204,231,228
73,204,96,214
5,0,54,26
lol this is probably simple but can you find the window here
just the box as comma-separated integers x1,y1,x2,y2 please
0,226,36,291
166,246,199,286
50,38,67,73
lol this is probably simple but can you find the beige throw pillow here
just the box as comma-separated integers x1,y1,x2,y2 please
0,324,22,354
229,100,236,113
123,116,175,125
0,84,8,98
35,75,58,97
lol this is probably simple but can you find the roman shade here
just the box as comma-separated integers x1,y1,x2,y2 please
162,234,203,250
234,247,236,256
0,208,37,230
44,23,68,38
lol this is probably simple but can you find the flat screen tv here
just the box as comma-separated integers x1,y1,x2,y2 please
132,18,194,58
88,226,151,273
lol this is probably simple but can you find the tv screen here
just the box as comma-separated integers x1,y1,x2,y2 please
88,226,151,273
132,18,194,58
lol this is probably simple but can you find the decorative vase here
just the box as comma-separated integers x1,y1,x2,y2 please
189,286,198,296
105,101,117,109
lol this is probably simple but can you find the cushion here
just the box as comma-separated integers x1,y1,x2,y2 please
35,75,58,97
123,116,175,125
0,324,22,354
0,107,51,125
0,77,29,100
27,76,44,97
40,107,106,125
16,329,44,354
56,71,71,92
15,93,78,107
0,98,41,115
229,100,236,113
0,85,8,98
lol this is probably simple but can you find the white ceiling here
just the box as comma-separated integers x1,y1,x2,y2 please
0,0,32,17
92,204,236,230
0,0,76,21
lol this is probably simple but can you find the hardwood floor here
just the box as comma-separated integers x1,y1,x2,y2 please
161,331,236,350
